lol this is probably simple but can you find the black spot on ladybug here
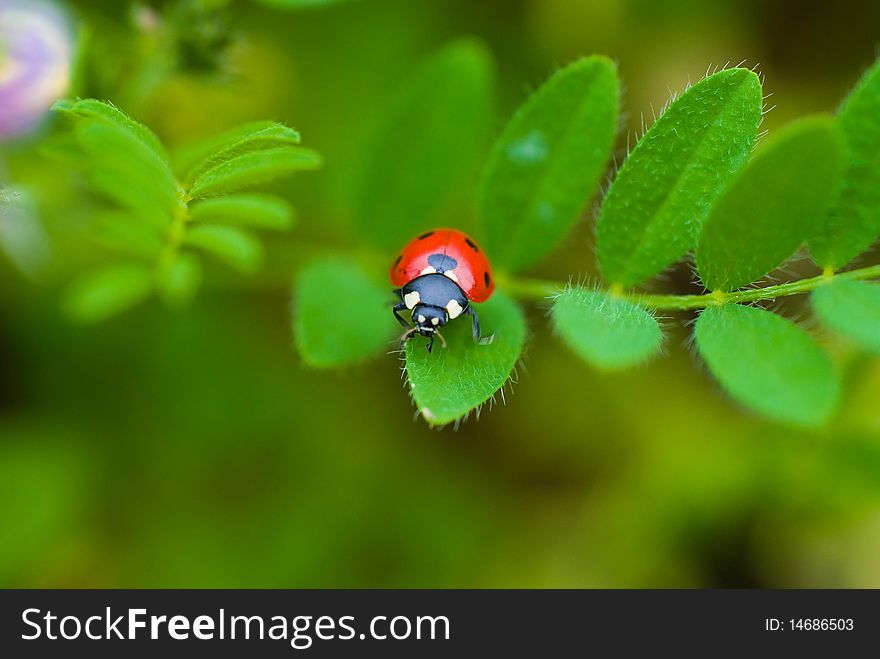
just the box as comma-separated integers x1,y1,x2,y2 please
393,254,402,267
418,231,435,239
428,253,457,273
465,237,479,252
484,272,491,287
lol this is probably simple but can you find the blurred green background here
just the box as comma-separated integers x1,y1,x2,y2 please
2,0,880,587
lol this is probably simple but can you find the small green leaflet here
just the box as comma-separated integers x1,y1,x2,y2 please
51,101,181,228
157,254,203,308
188,146,322,199
477,56,619,272
810,56,880,269
695,304,840,427
551,287,662,370
405,293,525,426
697,116,844,292
184,225,263,273
177,121,302,186
293,258,396,368
598,68,762,287
62,263,154,324
53,98,168,162
92,211,165,259
189,194,295,231
813,279,880,353
354,39,493,250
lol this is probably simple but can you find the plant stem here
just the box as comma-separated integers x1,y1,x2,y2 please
502,263,880,310
156,191,190,276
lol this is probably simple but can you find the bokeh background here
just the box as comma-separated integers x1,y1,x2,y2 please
2,0,880,587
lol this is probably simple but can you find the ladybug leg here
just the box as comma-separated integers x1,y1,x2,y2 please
468,307,495,345
426,333,435,354
392,301,410,328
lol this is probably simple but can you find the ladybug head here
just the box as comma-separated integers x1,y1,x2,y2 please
411,304,448,337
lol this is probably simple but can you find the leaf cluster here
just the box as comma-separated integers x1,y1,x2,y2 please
293,44,880,428
50,99,320,323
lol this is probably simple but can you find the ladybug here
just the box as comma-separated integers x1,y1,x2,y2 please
390,228,495,353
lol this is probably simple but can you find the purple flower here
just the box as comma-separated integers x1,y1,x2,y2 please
0,0,74,139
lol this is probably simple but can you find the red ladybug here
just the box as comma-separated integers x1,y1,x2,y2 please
390,228,495,352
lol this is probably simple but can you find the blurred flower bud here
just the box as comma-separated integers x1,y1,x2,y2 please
0,0,74,139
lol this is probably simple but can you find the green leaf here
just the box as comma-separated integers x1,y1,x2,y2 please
405,292,525,426
177,121,302,185
184,225,263,273
189,194,294,231
551,287,662,369
293,258,396,368
52,118,179,227
812,279,880,353
697,116,845,292
157,253,203,308
695,304,840,427
53,98,168,162
188,146,322,199
478,56,619,272
810,57,880,268
597,68,763,287
53,100,178,212
92,211,165,259
354,39,493,250
62,263,154,324
76,120,178,204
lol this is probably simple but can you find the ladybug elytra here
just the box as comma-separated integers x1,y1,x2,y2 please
390,228,495,353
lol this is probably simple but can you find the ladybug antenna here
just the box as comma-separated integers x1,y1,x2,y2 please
400,327,418,344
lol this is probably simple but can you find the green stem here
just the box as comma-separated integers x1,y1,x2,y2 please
502,264,880,310
156,191,190,276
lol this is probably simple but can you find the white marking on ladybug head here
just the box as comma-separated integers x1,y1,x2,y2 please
444,270,459,283
403,291,420,309
417,314,426,323
419,266,437,276
446,299,463,320
431,317,439,326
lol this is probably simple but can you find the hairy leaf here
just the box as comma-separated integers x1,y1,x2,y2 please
551,287,661,369
598,68,762,287
189,194,294,231
184,225,262,272
810,57,880,268
697,116,844,291
61,120,181,221
188,146,321,199
478,56,619,272
695,304,840,427
354,39,493,250
63,263,154,324
53,98,168,162
293,259,396,368
53,100,178,220
177,121,302,185
405,293,525,426
157,253,203,308
813,279,880,353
